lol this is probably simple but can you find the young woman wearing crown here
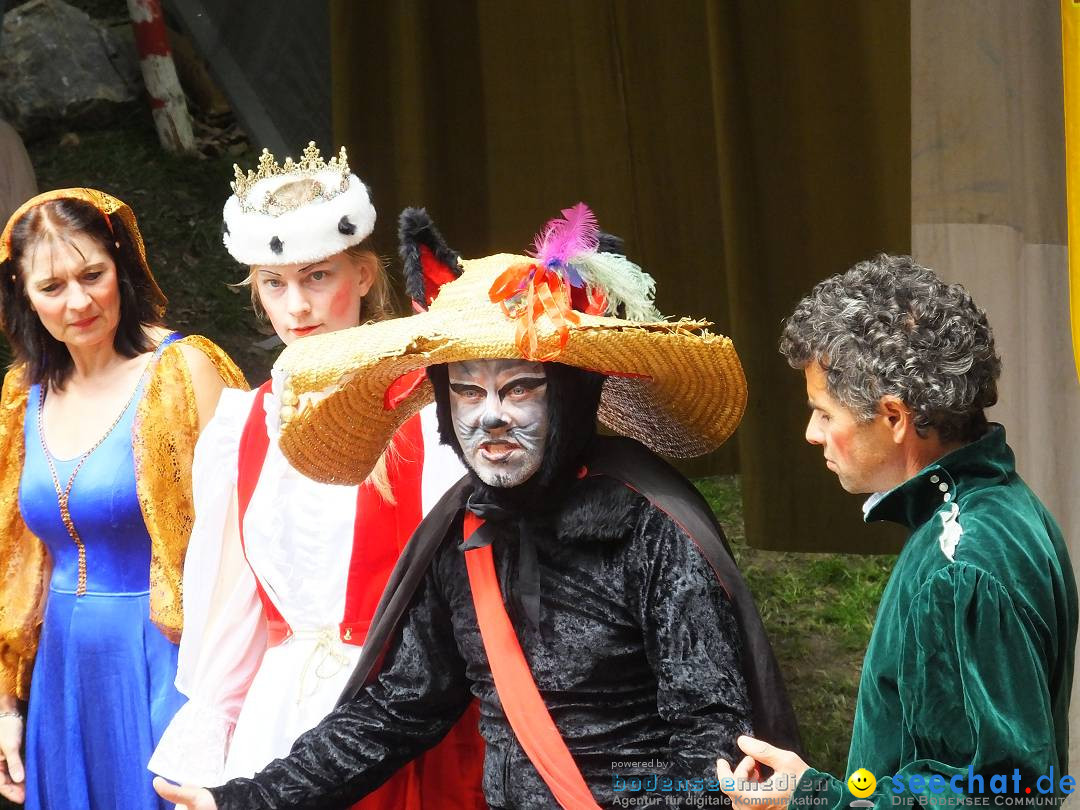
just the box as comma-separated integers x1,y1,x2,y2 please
148,145,484,808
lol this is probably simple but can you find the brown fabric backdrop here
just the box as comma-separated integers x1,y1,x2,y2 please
330,0,910,553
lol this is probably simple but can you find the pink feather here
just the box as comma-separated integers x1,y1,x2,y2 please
532,202,599,265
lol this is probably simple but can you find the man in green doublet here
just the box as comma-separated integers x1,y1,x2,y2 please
720,255,1078,810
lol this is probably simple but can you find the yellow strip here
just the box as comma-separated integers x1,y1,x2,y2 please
1064,0,1080,379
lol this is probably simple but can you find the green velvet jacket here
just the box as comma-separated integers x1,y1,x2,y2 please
792,425,1077,809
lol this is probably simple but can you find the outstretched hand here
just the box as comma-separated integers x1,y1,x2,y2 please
717,734,810,810
0,709,25,804
153,776,218,810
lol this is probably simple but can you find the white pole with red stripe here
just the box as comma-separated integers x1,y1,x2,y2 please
126,0,196,154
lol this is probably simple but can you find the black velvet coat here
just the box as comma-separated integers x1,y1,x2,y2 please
211,437,799,810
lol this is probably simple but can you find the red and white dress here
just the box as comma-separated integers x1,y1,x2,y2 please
148,374,463,786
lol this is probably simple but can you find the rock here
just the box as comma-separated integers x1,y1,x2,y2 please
0,0,142,139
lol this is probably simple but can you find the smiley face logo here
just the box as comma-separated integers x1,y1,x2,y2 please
847,768,876,798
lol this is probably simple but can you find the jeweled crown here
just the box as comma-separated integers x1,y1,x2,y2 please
230,142,352,215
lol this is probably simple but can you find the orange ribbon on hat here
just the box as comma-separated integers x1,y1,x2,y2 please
489,261,580,362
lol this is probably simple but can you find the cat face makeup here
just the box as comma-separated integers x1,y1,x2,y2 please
447,359,549,488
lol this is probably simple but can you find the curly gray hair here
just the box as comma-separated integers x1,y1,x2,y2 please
779,254,1001,443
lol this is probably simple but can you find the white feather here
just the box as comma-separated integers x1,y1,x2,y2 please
569,251,662,322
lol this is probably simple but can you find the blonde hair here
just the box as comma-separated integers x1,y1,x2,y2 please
238,238,401,502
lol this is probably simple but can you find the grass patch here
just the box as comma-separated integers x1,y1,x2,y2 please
696,475,895,777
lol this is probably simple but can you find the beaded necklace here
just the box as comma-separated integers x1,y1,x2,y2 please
36,356,155,596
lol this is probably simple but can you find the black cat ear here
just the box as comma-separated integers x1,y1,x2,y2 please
398,208,462,311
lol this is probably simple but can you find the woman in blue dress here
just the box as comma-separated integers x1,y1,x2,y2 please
0,188,246,808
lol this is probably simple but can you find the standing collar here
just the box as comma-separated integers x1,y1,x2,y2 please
864,424,1014,529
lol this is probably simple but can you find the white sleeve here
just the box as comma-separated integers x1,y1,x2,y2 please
149,388,269,786
419,402,467,515
174,387,251,692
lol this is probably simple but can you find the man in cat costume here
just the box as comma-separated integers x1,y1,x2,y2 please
157,205,800,809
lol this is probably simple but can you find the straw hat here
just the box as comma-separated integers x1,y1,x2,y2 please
274,204,747,485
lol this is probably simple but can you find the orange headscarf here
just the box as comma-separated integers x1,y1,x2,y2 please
0,188,166,310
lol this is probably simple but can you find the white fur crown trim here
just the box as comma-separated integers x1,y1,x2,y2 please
223,172,376,266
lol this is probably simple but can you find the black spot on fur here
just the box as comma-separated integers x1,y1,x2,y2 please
270,236,283,254
338,216,356,236
222,221,230,236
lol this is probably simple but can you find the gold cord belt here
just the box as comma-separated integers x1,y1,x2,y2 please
294,627,350,705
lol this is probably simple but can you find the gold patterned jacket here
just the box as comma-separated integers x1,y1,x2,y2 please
0,335,247,699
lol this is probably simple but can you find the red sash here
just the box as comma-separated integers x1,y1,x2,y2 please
236,382,288,644
463,512,602,810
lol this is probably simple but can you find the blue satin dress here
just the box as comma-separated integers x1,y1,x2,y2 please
19,346,186,809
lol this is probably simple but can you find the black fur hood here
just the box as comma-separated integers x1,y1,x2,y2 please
553,475,645,543
427,361,610,517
